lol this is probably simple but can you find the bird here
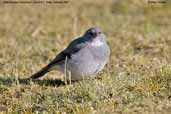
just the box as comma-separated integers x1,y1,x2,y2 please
29,27,110,81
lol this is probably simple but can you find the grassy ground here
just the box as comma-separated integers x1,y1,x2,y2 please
0,0,171,113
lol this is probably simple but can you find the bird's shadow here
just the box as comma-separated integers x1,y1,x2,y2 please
0,77,66,87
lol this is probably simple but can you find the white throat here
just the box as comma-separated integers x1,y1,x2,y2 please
91,39,104,47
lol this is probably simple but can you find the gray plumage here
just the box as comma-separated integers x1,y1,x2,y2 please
29,27,110,81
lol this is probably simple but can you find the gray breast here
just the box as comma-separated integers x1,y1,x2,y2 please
64,43,110,80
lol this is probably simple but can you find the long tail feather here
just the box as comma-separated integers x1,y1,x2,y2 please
29,66,49,79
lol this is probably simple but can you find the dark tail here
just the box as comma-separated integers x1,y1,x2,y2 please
29,66,50,80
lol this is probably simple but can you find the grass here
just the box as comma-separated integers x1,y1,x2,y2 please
0,0,171,113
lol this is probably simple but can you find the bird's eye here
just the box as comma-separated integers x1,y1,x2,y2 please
88,31,94,36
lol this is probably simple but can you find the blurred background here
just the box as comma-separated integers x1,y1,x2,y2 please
0,0,171,113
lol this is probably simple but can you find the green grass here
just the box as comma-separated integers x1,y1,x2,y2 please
0,0,171,113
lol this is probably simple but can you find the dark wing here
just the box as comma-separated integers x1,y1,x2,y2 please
29,38,86,80
29,49,72,80
47,38,86,68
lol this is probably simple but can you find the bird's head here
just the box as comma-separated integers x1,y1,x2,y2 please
83,27,106,46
